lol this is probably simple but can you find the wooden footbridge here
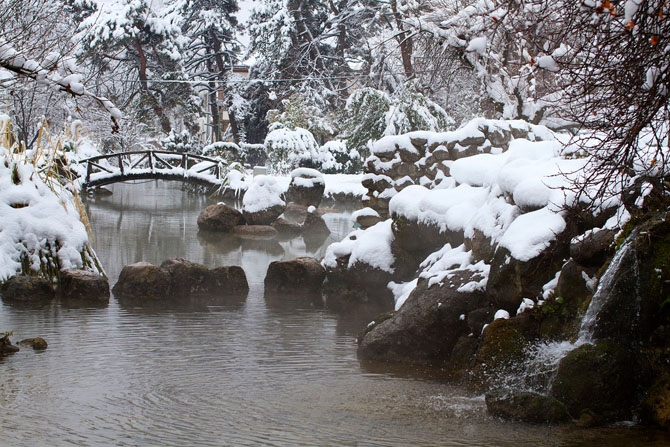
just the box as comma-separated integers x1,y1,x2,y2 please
77,150,226,189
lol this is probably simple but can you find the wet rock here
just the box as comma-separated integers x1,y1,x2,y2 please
59,269,110,302
446,335,480,382
587,216,670,344
264,257,325,295
209,266,249,297
323,279,394,316
357,270,488,367
242,204,285,226
197,203,244,232
550,342,636,422
18,337,48,350
113,262,171,300
469,314,539,389
467,307,495,336
271,218,302,238
641,376,670,429
486,391,571,424
0,276,55,302
570,228,616,268
0,334,19,354
234,225,278,240
286,169,325,207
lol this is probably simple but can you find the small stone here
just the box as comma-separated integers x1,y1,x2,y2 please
486,391,571,424
18,337,48,350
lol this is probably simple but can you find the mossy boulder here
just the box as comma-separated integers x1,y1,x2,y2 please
486,391,571,424
469,314,538,390
550,342,636,422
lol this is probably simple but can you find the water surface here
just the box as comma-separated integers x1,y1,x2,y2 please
1,181,668,446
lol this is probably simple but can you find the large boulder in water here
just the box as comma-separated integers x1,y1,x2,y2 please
242,175,286,225
159,258,249,298
112,262,171,300
357,270,488,367
264,257,325,296
286,168,325,207
0,276,55,303
60,269,110,302
197,203,244,232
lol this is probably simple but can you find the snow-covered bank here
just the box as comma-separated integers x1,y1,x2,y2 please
0,117,103,282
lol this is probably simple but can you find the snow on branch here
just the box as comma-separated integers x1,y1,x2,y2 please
0,39,122,132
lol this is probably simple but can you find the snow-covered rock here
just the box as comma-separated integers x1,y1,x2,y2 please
242,175,286,225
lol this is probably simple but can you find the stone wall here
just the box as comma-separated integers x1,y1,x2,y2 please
361,119,554,219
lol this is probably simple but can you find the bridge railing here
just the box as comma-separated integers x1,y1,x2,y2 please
77,150,224,186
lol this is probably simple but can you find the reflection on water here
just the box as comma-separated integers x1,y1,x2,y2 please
0,181,668,446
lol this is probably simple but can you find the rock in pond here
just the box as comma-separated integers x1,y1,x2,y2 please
357,270,488,367
0,276,55,303
286,168,325,207
234,225,278,240
242,175,286,225
197,203,244,232
60,269,110,302
113,259,249,301
18,337,48,350
264,257,326,296
486,391,571,424
112,262,172,301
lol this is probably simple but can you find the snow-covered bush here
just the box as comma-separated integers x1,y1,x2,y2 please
341,87,455,159
267,95,337,145
162,129,201,153
202,141,242,162
264,126,320,174
319,140,361,174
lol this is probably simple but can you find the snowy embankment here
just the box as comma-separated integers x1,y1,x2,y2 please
0,117,103,282
324,118,625,313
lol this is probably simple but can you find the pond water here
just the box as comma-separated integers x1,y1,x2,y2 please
1,180,669,446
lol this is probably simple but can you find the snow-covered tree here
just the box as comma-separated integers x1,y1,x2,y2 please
341,86,455,158
78,0,198,135
172,0,240,142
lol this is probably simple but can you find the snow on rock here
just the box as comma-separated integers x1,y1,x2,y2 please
390,184,489,233
494,309,510,320
290,167,325,186
323,220,395,273
499,207,567,262
242,175,285,213
418,243,490,289
388,278,418,310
